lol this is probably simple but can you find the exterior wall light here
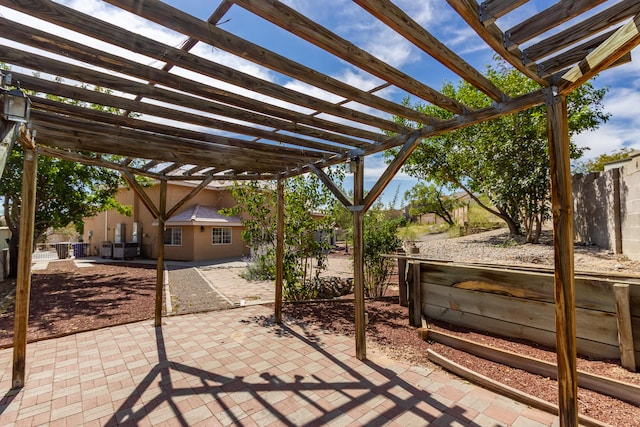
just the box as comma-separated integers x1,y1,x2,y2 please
2,88,31,123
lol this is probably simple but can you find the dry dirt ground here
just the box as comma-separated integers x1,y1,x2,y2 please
0,230,639,425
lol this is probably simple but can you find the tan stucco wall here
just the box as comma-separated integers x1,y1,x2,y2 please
164,225,248,261
83,182,249,261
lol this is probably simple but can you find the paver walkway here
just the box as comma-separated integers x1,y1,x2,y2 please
0,305,559,426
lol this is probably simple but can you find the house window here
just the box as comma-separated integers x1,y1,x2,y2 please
212,227,232,245
163,227,182,246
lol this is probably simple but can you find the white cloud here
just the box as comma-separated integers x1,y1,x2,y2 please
574,85,640,159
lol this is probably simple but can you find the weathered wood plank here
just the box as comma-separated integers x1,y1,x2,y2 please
122,171,162,221
558,14,640,95
354,0,505,102
523,0,640,63
614,284,637,372
423,283,619,346
28,94,330,160
427,330,640,406
0,0,414,134
35,128,286,175
155,180,167,327
420,261,623,313
546,90,578,427
363,132,421,211
308,164,352,209
31,112,299,172
479,0,528,25
538,29,617,77
409,262,422,327
423,304,620,360
447,0,547,86
506,0,605,47
398,257,408,307
230,0,468,115
11,132,37,389
352,156,366,360
275,178,284,324
1,55,347,155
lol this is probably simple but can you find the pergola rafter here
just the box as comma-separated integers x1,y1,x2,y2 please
2,1,639,424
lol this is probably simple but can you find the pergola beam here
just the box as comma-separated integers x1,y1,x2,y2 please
505,0,605,47
523,0,640,64
447,0,548,86
308,164,353,209
0,0,412,135
355,0,506,102
363,132,421,212
557,14,640,95
229,0,469,115
479,0,529,25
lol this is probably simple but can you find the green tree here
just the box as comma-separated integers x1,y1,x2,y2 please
363,202,402,298
221,173,340,300
1,147,124,277
403,182,461,226
573,147,634,173
389,61,609,243
1,77,136,277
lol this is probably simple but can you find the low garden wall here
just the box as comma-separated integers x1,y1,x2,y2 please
409,260,640,370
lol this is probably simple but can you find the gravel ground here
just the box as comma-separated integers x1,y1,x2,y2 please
167,265,232,314
413,227,640,274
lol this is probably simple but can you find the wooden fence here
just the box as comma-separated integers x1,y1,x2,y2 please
399,259,640,371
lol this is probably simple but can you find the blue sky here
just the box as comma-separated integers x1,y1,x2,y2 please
2,1,638,208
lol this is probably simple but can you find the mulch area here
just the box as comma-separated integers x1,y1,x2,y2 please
281,300,640,426
0,260,157,348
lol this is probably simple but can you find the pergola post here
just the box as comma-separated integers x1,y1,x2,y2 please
352,156,366,360
155,180,167,327
12,128,37,389
275,177,285,323
546,88,578,427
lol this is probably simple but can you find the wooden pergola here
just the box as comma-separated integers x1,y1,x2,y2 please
1,1,639,425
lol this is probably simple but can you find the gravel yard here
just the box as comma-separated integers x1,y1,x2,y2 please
413,227,640,273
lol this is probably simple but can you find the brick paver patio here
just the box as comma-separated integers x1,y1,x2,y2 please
0,305,559,426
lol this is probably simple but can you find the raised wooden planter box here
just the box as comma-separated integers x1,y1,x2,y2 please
415,260,640,370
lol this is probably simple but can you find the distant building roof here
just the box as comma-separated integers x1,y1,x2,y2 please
153,205,242,227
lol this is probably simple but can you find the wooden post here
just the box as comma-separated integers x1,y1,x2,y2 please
408,261,422,327
546,89,578,427
398,256,408,307
613,283,636,372
155,180,167,327
352,156,366,360
275,178,284,323
12,132,37,389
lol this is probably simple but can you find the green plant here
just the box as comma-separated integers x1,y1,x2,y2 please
221,173,342,300
363,204,402,298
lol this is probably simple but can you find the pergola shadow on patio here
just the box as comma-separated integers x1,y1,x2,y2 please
1,1,639,424
0,305,557,426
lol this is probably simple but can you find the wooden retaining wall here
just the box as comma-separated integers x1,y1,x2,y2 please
415,260,640,369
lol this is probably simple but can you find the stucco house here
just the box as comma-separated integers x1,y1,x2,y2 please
82,181,249,262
